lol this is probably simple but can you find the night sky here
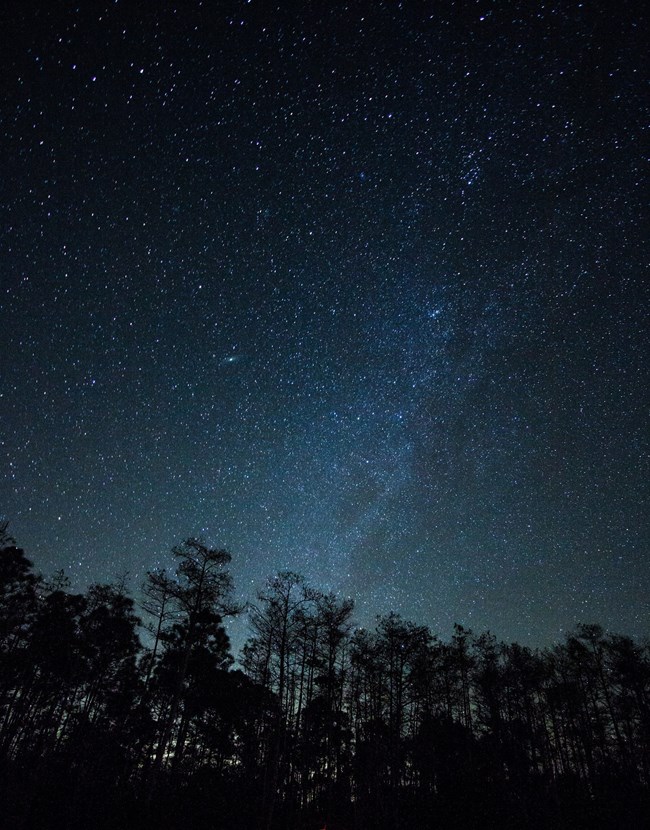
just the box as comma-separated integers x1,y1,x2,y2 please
2,1,648,651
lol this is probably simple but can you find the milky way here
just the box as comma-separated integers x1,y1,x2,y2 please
2,1,647,651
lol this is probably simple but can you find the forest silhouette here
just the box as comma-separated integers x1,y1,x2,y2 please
0,524,648,829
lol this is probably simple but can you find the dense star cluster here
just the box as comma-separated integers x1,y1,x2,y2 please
1,1,647,649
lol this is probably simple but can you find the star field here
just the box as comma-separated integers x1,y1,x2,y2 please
1,1,648,651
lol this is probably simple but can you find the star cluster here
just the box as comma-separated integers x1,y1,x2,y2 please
2,1,647,650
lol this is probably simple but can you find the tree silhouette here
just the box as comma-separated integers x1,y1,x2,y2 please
143,539,238,786
0,526,649,829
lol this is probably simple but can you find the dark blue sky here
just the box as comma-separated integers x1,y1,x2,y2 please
2,0,647,651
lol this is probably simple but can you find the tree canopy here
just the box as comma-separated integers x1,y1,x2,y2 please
0,526,648,830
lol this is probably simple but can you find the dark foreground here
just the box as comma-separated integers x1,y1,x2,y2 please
2,760,649,830
1,533,649,828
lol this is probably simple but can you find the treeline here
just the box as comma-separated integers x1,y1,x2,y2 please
0,526,648,829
